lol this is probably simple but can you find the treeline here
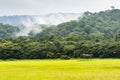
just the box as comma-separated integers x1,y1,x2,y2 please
0,35,120,59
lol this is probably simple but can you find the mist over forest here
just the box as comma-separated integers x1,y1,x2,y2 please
0,13,82,36
0,9,120,59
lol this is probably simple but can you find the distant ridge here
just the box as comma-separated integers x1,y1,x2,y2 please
0,13,82,26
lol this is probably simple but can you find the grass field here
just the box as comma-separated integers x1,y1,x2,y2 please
0,59,120,80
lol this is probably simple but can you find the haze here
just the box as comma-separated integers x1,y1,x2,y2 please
0,0,120,16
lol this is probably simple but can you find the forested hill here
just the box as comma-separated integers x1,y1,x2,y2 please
0,9,120,39
35,9,120,38
0,9,120,59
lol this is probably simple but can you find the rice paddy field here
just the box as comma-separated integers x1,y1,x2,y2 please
0,59,120,80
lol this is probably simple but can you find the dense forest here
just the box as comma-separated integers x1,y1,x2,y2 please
0,23,20,39
0,9,120,59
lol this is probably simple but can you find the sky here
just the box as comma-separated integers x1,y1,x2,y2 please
0,0,120,16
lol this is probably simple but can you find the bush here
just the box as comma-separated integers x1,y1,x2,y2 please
60,55,70,60
81,54,93,59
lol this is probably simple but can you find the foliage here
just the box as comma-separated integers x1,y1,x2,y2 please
0,23,20,39
0,9,120,59
35,9,120,38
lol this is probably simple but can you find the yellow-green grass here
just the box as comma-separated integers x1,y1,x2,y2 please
0,59,120,80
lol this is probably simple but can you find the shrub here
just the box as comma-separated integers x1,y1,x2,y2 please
60,55,70,60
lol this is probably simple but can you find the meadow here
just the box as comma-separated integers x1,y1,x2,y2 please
0,59,120,80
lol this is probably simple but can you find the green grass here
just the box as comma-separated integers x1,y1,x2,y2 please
0,59,120,80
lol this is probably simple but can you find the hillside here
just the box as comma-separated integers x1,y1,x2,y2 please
0,13,82,36
1,9,120,38
36,9,120,39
